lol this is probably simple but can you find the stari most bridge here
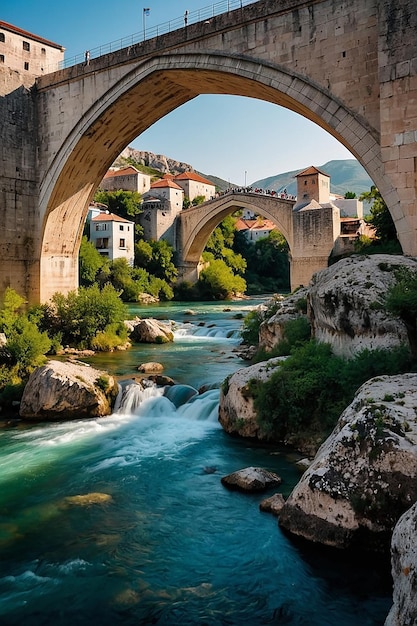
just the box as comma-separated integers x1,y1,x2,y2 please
176,191,338,290
1,0,417,302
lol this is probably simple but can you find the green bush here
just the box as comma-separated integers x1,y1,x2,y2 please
250,341,414,444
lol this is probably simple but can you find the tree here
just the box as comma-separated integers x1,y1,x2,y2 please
94,189,143,220
344,191,356,199
198,259,246,300
79,236,109,285
135,239,177,283
385,266,417,357
359,186,400,246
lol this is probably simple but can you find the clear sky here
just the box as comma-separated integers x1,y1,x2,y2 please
3,0,355,185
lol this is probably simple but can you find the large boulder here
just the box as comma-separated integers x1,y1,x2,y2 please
219,358,284,439
279,374,417,552
259,288,308,352
129,318,174,343
20,360,119,420
307,254,417,357
385,502,417,625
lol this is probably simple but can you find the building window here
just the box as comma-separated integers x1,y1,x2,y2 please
24,62,29,71
41,47,46,55
95,223,107,231
119,239,125,248
119,225,124,231
96,238,109,249
0,33,5,43
23,41,30,51
0,55,4,64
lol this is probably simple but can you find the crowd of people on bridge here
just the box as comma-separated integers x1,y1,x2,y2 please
215,187,296,200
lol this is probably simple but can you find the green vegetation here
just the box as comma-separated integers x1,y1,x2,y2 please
355,186,402,255
385,266,417,357
37,284,128,350
249,341,414,444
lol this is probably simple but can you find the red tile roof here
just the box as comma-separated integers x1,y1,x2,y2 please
103,166,140,178
0,21,64,50
91,212,133,223
174,172,214,185
296,165,330,178
150,179,183,190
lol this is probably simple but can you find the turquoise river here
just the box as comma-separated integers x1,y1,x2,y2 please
0,300,391,624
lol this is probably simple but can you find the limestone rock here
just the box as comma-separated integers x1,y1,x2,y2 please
219,358,285,439
259,493,286,515
279,374,417,551
385,502,417,626
138,362,164,373
221,466,282,492
130,318,174,343
19,360,119,420
308,254,417,357
119,147,194,176
259,288,308,352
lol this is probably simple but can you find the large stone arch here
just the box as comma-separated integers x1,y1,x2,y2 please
39,52,386,300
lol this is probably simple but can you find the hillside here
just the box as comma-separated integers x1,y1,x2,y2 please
251,160,373,197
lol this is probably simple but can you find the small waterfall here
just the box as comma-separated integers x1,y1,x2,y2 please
114,381,164,415
163,384,198,408
115,381,220,423
173,321,241,341
177,389,220,422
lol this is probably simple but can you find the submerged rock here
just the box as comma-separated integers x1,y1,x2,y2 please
279,374,417,552
19,360,119,420
221,466,282,492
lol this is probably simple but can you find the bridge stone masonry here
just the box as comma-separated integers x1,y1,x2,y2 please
1,0,417,301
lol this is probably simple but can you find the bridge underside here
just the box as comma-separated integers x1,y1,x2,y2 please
37,53,387,301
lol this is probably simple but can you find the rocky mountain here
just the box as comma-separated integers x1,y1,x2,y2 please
251,159,373,197
118,147,195,176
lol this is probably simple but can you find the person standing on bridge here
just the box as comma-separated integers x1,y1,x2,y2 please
184,10,189,26
84,50,90,66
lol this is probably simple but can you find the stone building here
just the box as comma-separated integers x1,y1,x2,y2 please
100,166,151,195
0,20,64,77
139,178,184,247
173,171,215,202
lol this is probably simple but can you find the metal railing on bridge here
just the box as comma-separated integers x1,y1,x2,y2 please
60,0,257,69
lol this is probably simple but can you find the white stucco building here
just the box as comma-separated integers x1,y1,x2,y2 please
90,211,135,266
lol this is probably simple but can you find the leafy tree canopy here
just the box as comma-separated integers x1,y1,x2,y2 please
94,189,143,220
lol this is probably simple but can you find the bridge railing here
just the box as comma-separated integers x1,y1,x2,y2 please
59,0,257,69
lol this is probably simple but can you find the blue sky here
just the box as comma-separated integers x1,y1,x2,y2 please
3,0,355,185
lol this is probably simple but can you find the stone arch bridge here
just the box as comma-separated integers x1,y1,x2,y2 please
176,191,338,290
1,0,416,301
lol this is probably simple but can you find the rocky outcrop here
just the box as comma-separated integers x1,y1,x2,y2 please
119,147,194,176
279,374,417,552
19,360,119,420
307,254,417,357
218,358,284,439
129,318,174,343
221,467,282,492
259,288,308,352
259,493,286,515
385,502,417,625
